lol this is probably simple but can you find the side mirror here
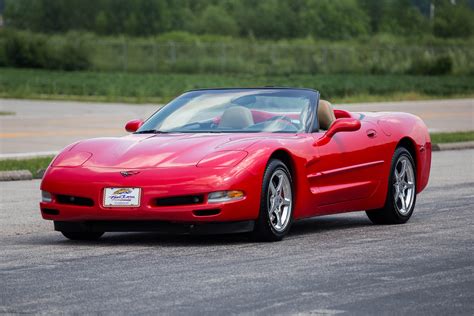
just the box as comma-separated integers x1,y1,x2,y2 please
125,119,144,133
314,118,361,146
326,118,361,138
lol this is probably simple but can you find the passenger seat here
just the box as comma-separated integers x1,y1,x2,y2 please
318,100,336,130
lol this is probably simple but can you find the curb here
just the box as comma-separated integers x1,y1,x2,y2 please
432,141,474,151
0,170,33,181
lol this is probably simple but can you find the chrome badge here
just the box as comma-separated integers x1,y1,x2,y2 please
120,171,140,177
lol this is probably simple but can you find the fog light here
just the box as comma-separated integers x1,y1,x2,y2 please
208,190,244,203
42,191,52,203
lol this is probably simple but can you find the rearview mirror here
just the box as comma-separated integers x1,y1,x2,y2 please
125,119,144,133
326,118,361,138
313,118,361,146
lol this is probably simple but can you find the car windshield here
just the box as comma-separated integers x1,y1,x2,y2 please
137,89,316,134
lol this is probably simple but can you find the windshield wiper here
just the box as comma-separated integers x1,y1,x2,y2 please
134,129,169,134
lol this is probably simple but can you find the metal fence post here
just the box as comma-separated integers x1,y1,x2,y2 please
169,41,176,64
153,42,157,73
221,43,226,72
123,40,128,72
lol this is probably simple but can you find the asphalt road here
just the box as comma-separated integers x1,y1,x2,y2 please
1,149,473,315
1,98,473,155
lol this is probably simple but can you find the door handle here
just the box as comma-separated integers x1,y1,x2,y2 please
366,129,377,138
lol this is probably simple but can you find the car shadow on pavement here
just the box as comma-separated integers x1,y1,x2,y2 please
24,214,373,247
289,214,373,238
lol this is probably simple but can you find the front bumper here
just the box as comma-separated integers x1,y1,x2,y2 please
40,166,261,223
54,220,255,235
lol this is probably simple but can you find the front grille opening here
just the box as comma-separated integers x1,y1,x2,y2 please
56,195,94,207
155,195,204,207
193,209,221,217
42,208,60,215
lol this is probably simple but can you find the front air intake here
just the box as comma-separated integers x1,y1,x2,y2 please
56,195,94,207
193,209,221,217
41,208,60,215
155,195,204,207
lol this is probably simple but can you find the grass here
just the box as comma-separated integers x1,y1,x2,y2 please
0,156,54,178
0,111,15,115
430,131,474,144
1,68,474,104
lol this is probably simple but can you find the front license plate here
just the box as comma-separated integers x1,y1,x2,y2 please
103,188,141,207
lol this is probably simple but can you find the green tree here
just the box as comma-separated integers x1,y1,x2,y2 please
194,5,238,36
434,0,474,38
357,0,388,33
125,13,140,36
380,0,430,36
95,11,108,35
302,0,370,40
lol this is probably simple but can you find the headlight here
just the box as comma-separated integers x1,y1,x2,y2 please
41,191,52,203
208,190,245,203
52,151,92,167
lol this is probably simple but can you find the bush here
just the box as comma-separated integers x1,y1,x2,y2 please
4,31,48,68
1,31,91,71
1,30,473,75
409,55,453,76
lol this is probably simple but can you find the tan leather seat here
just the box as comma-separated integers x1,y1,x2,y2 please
318,100,336,130
218,106,254,129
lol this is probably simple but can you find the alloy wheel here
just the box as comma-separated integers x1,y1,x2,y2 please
393,156,416,215
267,170,292,232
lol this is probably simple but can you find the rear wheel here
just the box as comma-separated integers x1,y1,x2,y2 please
61,231,104,241
366,147,416,224
253,159,293,241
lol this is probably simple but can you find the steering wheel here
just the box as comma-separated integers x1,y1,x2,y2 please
265,115,300,129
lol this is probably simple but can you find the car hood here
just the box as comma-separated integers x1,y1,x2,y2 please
63,133,263,169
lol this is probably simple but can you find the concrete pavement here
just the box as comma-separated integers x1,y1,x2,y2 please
0,149,473,314
0,99,157,154
0,98,473,155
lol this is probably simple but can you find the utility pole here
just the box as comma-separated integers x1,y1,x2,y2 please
430,2,435,21
0,0,4,28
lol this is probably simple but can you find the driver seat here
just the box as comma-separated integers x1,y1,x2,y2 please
218,106,254,129
318,100,336,130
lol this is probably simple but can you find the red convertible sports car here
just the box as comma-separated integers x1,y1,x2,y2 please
40,88,431,241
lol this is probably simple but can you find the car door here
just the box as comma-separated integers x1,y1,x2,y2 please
307,118,386,209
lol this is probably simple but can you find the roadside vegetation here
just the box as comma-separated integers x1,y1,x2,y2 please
0,111,15,115
1,68,474,104
0,1,473,104
1,1,474,75
430,131,474,144
4,1,474,40
1,30,473,75
0,156,54,177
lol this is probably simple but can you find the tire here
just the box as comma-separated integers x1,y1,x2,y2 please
366,147,417,225
253,159,294,241
61,231,104,241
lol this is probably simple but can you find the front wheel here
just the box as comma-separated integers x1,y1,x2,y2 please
366,147,417,225
253,159,294,241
